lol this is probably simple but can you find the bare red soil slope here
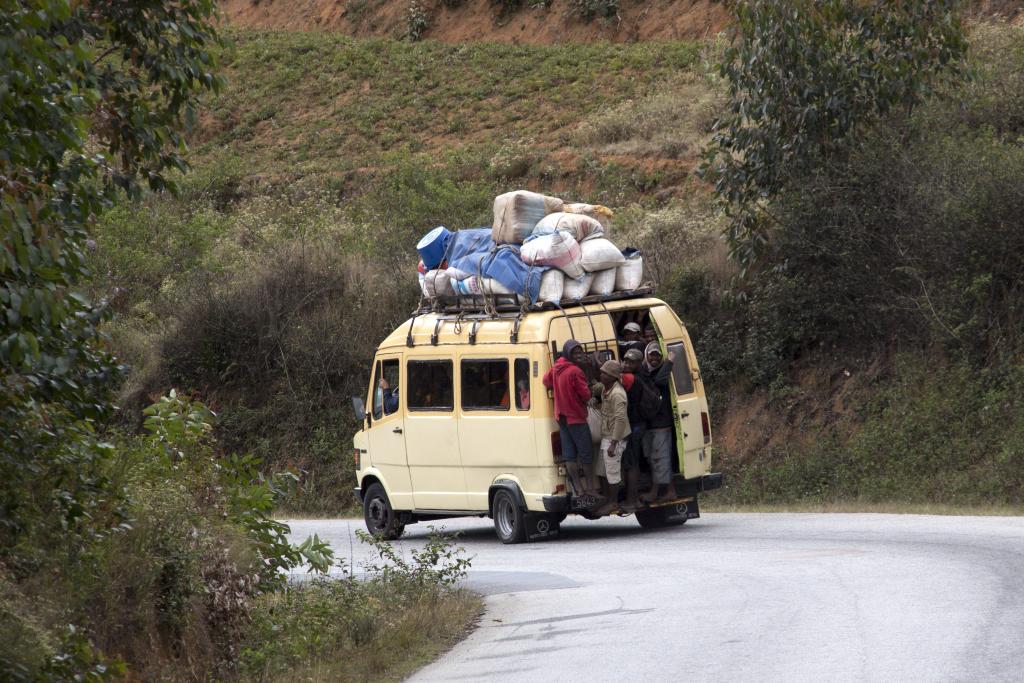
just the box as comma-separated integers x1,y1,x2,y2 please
222,0,731,43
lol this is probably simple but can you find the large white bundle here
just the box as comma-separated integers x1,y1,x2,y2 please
445,265,473,281
580,238,626,272
562,273,594,300
538,269,564,303
563,203,613,232
422,269,453,297
533,212,604,243
589,268,616,296
615,250,643,290
492,190,564,245
480,277,514,295
520,230,585,280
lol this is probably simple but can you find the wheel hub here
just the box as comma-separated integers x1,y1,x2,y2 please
368,498,388,527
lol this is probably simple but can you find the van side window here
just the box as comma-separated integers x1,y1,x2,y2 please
408,360,454,411
514,358,530,411
461,359,510,411
372,358,401,419
666,342,695,395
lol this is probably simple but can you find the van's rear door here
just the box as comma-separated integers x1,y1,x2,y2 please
649,307,710,479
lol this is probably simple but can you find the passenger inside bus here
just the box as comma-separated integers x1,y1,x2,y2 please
378,377,399,415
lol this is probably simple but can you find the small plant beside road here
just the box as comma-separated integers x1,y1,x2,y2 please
239,530,478,682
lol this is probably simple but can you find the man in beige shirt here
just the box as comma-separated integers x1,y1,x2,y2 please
594,359,630,515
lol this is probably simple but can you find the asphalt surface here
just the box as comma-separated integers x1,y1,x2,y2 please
286,513,1024,683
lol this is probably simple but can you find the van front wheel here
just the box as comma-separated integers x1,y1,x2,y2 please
492,489,527,544
363,483,405,540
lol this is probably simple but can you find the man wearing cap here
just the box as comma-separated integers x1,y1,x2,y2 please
593,359,630,515
620,348,648,510
641,342,679,503
543,339,598,497
619,321,645,357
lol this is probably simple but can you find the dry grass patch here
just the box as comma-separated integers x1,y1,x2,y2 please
572,74,724,159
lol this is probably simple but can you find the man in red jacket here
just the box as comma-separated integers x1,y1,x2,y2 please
543,339,597,497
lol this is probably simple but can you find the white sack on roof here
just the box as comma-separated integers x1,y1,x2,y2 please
538,269,564,303
520,230,585,280
492,190,564,244
562,272,594,300
579,238,626,273
422,269,453,298
563,203,613,232
589,268,616,296
533,212,604,243
615,250,643,290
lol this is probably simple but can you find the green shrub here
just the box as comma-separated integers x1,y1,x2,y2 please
570,0,619,21
711,354,1024,506
239,530,476,682
406,0,430,41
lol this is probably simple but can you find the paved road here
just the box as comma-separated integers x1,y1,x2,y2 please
286,513,1024,683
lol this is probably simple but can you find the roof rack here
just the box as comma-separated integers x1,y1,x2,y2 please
413,285,655,317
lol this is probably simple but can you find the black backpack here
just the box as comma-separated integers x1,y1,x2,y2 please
632,373,662,422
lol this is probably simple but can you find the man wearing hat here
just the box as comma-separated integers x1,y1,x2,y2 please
620,348,648,510
593,359,630,515
619,321,645,357
641,342,679,503
543,339,598,497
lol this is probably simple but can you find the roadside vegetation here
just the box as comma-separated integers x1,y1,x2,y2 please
90,7,1024,517
240,532,479,682
1,2,474,679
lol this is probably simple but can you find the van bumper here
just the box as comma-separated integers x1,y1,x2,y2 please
673,472,723,495
542,495,570,513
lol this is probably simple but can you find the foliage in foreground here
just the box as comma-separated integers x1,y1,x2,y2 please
1,392,332,680
240,530,477,683
2,0,223,603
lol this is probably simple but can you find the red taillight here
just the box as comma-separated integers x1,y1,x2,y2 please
354,449,361,469
555,483,566,493
701,412,711,445
551,431,562,459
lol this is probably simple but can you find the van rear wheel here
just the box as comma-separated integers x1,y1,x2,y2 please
492,489,527,544
363,482,405,540
635,504,688,529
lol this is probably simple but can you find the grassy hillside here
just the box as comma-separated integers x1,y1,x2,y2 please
95,30,723,512
95,23,1024,514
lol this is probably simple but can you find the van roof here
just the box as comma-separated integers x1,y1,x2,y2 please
379,296,670,349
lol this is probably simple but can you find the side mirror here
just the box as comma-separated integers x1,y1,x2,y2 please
351,396,366,422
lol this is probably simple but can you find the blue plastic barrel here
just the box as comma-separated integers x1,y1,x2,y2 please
417,226,452,270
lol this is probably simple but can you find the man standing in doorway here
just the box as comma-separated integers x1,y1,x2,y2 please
543,340,598,498
641,342,679,503
594,360,630,515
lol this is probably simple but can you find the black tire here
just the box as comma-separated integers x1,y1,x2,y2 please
363,482,405,540
635,503,689,529
492,488,527,544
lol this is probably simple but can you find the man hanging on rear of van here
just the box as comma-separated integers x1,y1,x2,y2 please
641,343,680,504
543,339,599,499
593,360,630,516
